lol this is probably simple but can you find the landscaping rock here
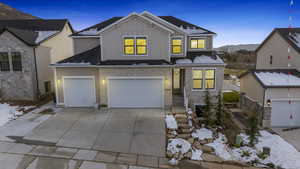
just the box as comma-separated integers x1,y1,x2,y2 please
185,151,192,159
263,147,271,156
166,151,174,158
202,153,223,163
175,114,187,119
201,145,214,153
178,123,190,129
177,134,190,139
193,141,202,149
187,138,194,144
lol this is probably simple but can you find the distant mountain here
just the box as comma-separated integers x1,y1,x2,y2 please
216,44,260,53
0,2,39,20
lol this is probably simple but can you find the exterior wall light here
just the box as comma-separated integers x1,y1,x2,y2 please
102,79,106,85
57,79,61,85
266,99,271,107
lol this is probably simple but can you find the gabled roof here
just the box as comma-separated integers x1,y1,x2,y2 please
256,28,300,54
71,13,216,36
239,69,300,88
0,19,73,46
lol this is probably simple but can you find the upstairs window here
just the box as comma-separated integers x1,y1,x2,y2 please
190,38,205,49
11,52,22,71
193,69,216,90
124,37,147,55
0,52,10,71
171,38,182,54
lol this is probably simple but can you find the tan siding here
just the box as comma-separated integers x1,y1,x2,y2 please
240,73,265,105
56,67,100,104
40,23,74,64
73,38,100,54
101,16,170,61
256,32,300,70
35,46,52,94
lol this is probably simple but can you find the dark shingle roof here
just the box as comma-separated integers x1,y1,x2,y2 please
0,27,38,46
58,46,101,65
0,19,73,46
71,15,215,36
256,28,300,54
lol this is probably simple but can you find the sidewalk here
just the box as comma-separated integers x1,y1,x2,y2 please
0,141,264,169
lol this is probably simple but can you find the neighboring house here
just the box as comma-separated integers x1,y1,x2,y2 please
0,19,74,100
52,12,225,113
240,28,300,127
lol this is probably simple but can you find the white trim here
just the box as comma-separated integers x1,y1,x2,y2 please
62,76,96,107
54,67,60,105
140,11,187,35
98,13,174,35
191,67,217,92
107,76,165,108
170,35,184,56
100,36,103,62
71,36,100,38
122,35,149,57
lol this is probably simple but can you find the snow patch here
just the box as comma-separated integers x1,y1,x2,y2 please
192,128,213,140
255,72,300,86
0,103,23,126
167,138,191,154
175,59,192,64
35,31,59,43
175,55,224,65
165,115,178,129
206,134,233,160
191,149,203,161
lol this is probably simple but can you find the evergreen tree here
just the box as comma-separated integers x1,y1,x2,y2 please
203,91,213,126
216,91,224,126
249,113,259,146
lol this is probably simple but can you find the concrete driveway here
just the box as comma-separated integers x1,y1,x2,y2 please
23,108,166,157
272,128,300,151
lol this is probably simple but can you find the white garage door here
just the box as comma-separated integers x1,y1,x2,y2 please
63,77,96,107
108,77,164,108
271,100,300,127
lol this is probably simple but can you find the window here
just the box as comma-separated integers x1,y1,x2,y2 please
193,69,215,90
190,38,205,49
11,52,22,71
269,55,273,65
193,70,203,89
0,52,10,71
136,37,147,55
44,81,51,93
205,69,215,89
124,37,147,55
171,38,182,54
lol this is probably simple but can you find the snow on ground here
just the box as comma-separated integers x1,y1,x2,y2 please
206,133,233,160
165,115,178,129
167,138,191,154
255,71,300,86
255,130,300,169
192,128,213,140
191,149,203,160
0,103,23,126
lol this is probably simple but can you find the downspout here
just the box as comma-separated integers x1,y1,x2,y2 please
33,47,40,99
262,87,266,126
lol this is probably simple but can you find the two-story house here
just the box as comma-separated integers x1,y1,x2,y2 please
52,12,225,112
0,19,74,101
240,28,300,127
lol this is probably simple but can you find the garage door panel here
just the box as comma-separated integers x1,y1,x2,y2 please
271,100,300,127
108,78,163,108
64,78,96,107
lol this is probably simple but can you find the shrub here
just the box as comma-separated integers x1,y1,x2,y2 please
203,91,215,126
216,92,225,125
248,113,259,146
223,91,240,103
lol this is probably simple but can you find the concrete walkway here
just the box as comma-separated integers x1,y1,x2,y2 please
0,141,263,169
22,108,166,157
272,127,300,151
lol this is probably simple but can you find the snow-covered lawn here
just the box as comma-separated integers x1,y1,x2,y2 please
0,102,60,127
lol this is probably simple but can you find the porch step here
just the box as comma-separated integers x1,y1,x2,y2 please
176,118,188,123
174,114,188,119
179,129,191,134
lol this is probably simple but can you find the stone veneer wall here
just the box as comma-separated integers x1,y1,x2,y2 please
0,31,37,100
240,93,271,127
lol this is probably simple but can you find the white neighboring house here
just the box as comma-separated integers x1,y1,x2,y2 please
240,28,300,127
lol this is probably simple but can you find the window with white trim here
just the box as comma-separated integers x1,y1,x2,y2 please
124,37,147,55
190,38,205,49
192,69,215,89
171,38,182,54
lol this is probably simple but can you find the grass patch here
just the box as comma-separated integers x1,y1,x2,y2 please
224,68,247,77
223,91,240,103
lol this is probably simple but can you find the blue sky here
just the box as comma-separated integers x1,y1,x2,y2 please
3,0,299,47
